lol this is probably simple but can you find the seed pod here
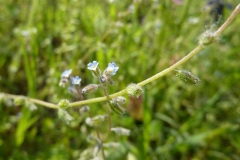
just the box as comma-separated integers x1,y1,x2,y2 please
85,115,107,126
82,84,99,94
14,97,26,106
112,96,126,106
199,30,216,46
126,83,143,98
85,117,93,126
175,70,200,84
110,101,125,115
79,105,90,114
58,99,70,109
91,115,107,125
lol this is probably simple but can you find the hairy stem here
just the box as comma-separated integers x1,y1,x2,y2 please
214,4,240,37
2,93,58,109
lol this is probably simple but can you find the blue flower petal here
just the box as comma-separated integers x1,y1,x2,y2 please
61,69,72,78
70,76,81,85
87,61,99,71
106,62,119,76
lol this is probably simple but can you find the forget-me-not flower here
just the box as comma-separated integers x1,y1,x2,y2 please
87,60,101,76
105,62,119,76
61,69,72,78
59,69,72,87
70,76,81,85
87,61,99,71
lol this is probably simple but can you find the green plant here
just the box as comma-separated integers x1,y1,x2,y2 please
1,1,240,160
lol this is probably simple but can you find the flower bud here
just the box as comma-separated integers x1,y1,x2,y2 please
79,105,90,113
100,75,107,83
111,127,131,136
59,69,72,87
199,30,216,46
127,83,143,98
91,115,107,125
175,69,200,84
85,115,107,126
58,109,74,125
59,77,69,87
85,117,93,126
14,96,26,106
58,99,70,109
100,75,113,85
110,101,125,115
82,84,99,94
112,96,126,106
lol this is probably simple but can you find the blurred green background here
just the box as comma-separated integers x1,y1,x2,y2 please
1,0,240,159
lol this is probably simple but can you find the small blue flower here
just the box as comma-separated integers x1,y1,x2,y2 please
70,76,81,85
105,62,119,76
61,69,72,78
87,61,99,71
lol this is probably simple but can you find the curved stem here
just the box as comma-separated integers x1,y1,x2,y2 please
137,45,204,87
214,4,240,37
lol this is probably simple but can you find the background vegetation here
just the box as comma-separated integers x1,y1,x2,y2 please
0,0,240,159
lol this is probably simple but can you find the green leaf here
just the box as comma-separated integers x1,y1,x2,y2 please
15,108,39,146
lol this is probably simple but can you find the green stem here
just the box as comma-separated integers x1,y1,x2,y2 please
214,4,240,37
138,45,204,86
2,93,58,109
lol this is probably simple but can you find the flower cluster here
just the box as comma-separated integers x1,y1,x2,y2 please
83,61,119,94
58,61,124,127
87,61,118,85
59,69,82,98
59,61,119,100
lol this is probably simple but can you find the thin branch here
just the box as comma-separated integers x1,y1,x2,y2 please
214,4,240,37
2,93,58,109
